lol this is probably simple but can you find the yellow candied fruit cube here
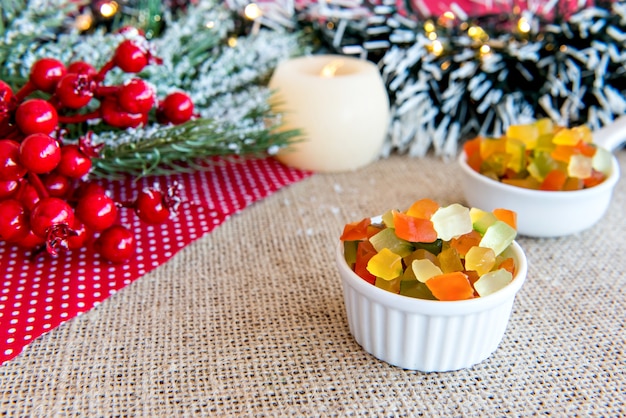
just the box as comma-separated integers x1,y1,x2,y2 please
464,246,496,276
412,259,443,283
552,128,578,146
437,247,465,274
479,137,506,160
506,123,539,150
534,118,554,136
568,154,593,179
367,248,403,281
505,137,526,173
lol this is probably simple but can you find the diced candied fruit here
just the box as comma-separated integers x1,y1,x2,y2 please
480,137,507,159
450,230,482,257
375,276,401,293
464,120,609,191
492,208,517,230
568,154,593,179
464,246,496,276
354,240,377,284
367,247,403,281
403,248,440,267
412,259,443,283
425,271,475,301
431,204,473,241
406,198,440,219
392,210,438,243
369,227,414,257
343,240,358,268
474,269,513,297
506,123,539,150
340,217,371,241
535,118,554,135
540,169,567,191
437,247,465,274
341,200,519,301
479,220,516,256
469,208,497,235
505,138,527,173
498,257,516,275
583,169,607,188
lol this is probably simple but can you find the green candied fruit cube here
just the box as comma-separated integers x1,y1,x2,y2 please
369,227,414,257
469,207,498,235
474,268,513,296
479,220,517,256
343,240,358,268
400,279,437,300
414,239,443,255
381,210,395,228
375,276,401,293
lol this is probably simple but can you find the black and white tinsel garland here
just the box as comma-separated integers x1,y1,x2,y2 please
234,0,626,158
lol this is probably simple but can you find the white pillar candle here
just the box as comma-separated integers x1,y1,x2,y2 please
269,55,390,172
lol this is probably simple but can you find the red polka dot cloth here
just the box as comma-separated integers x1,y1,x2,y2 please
0,157,311,365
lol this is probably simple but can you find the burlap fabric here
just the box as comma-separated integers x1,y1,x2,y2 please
1,153,624,417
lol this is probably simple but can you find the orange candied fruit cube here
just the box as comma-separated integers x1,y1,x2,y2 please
540,169,567,191
425,271,475,301
392,210,438,243
406,198,440,220
340,217,371,241
463,137,481,158
498,257,516,275
449,230,482,257
492,208,517,230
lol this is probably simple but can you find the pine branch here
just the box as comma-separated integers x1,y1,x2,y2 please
90,114,301,179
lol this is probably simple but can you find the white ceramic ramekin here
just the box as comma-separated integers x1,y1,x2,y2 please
336,240,528,372
458,117,624,238
458,152,620,237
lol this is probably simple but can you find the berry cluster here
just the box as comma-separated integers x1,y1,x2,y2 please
0,32,190,263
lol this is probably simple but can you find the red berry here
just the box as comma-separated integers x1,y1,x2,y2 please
100,98,147,129
16,181,40,211
118,78,155,114
157,92,194,125
0,139,27,181
67,61,97,76
74,181,106,199
55,73,94,109
0,178,20,199
0,80,14,121
29,197,74,238
75,191,118,232
114,40,149,73
0,199,29,242
67,218,91,250
15,228,45,250
29,58,67,93
19,133,61,174
95,225,135,263
42,172,73,198
15,99,59,135
134,188,171,224
57,144,92,178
